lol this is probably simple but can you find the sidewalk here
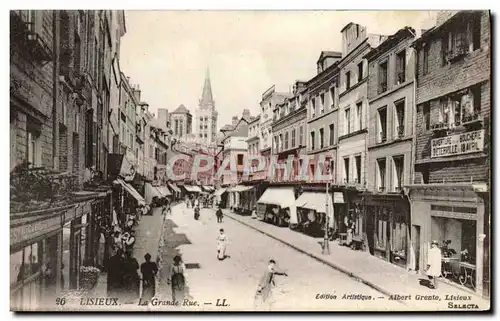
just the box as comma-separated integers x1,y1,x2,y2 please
91,207,166,301
223,209,490,311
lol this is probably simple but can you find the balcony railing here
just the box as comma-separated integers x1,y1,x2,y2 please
397,72,405,85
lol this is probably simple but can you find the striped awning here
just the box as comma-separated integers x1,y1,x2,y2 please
184,185,202,193
115,179,146,206
168,183,181,193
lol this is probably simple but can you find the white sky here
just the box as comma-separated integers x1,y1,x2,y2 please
120,10,437,130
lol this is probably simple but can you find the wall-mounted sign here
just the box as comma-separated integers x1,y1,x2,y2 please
431,129,485,158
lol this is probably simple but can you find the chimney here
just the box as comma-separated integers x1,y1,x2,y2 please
133,89,141,103
232,116,239,126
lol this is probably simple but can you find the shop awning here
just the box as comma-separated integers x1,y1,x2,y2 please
145,183,161,203
183,185,202,193
203,185,214,192
115,179,146,206
295,192,333,214
228,185,254,193
168,183,181,193
258,186,295,207
257,186,298,224
214,188,227,196
158,186,172,197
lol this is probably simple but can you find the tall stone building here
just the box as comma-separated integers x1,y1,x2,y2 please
196,68,218,145
170,104,192,139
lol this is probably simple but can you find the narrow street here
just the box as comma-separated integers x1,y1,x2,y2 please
156,204,404,311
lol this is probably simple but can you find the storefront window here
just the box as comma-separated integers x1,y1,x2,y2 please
10,242,42,310
374,207,389,251
391,207,408,265
81,214,88,265
62,222,71,291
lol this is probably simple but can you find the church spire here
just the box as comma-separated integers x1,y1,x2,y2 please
200,67,214,109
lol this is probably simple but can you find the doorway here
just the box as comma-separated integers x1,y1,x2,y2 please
412,225,421,272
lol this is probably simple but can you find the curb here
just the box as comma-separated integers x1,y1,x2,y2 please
223,211,410,307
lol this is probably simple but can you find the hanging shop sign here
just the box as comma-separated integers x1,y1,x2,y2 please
431,129,485,158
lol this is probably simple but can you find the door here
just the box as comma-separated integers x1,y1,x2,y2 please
412,225,421,272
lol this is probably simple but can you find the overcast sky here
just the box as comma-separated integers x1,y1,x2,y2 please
120,10,437,130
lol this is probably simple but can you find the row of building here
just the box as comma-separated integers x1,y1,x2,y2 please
9,10,215,310
214,11,490,297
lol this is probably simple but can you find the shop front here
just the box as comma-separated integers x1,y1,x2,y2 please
214,187,228,208
167,182,182,201
227,185,256,214
363,193,410,269
295,190,334,237
256,185,297,228
407,183,489,297
10,205,75,311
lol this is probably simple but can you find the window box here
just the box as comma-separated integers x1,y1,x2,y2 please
380,131,387,143
431,121,449,132
461,112,484,127
446,45,469,63
397,125,405,139
26,23,53,63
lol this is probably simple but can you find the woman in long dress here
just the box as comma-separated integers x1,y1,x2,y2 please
216,229,227,260
169,255,186,302
425,240,442,289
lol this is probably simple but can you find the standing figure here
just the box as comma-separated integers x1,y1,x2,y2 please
123,251,140,303
140,253,158,301
251,206,257,219
216,206,224,223
169,255,186,302
254,259,288,311
345,213,354,247
425,240,442,289
107,249,125,298
216,229,228,260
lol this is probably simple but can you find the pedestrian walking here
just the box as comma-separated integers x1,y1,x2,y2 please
425,240,442,289
216,206,224,223
167,201,172,215
140,253,158,302
168,255,186,303
123,230,136,253
107,249,125,298
123,251,140,303
254,259,288,311
216,228,228,260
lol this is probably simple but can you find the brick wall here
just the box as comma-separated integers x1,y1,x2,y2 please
416,11,490,104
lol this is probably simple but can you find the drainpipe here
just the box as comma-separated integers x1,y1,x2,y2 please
52,10,60,171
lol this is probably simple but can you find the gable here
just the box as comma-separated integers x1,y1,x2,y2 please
229,118,249,137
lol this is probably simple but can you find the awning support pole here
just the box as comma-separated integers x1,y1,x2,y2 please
322,181,330,255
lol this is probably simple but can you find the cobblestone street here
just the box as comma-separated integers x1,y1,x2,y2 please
155,204,404,311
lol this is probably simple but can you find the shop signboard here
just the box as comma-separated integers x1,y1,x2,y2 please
431,129,485,158
10,213,61,247
333,192,345,204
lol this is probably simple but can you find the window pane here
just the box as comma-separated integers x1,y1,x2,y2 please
11,250,24,286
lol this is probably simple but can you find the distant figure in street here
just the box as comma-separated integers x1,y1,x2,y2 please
168,255,186,302
185,196,190,208
251,206,258,219
123,251,140,303
140,253,158,301
216,228,228,260
216,206,224,223
425,240,442,289
254,259,288,310
194,197,199,208
107,249,125,298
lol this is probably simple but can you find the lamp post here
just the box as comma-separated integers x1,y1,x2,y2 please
323,180,330,255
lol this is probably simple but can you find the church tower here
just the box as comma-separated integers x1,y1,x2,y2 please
196,67,218,145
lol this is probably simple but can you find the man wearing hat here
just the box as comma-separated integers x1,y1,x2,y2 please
425,240,442,289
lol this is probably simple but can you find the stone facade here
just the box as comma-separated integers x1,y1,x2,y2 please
366,27,417,192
